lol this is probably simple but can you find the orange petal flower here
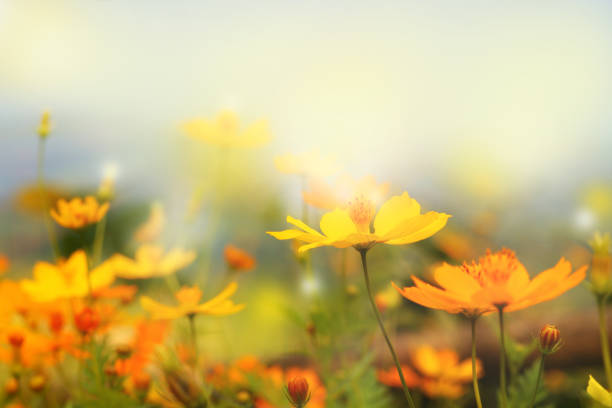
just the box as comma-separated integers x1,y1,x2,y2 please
224,245,256,271
394,248,587,316
50,196,109,229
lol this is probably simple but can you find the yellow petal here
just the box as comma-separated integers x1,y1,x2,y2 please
140,296,183,320
385,211,450,245
266,229,321,243
320,209,357,239
587,375,612,407
286,216,324,237
433,263,481,296
373,192,421,236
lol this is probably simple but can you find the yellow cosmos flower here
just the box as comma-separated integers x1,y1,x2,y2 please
21,250,115,302
274,151,339,179
140,283,244,320
587,375,612,406
267,192,450,253
110,245,196,279
181,110,270,148
50,196,109,229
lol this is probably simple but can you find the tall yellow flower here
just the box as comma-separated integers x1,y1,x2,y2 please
110,245,196,279
267,192,450,253
21,250,115,302
181,110,270,148
140,283,244,320
50,196,109,229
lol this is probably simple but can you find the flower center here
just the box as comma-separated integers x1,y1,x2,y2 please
461,249,520,287
347,193,375,233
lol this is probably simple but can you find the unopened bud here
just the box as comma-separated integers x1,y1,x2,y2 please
29,374,46,392
286,376,310,408
539,324,561,354
4,377,19,395
37,111,52,138
116,344,133,359
74,306,100,334
7,331,24,348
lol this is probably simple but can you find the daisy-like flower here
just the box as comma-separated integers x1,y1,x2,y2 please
268,192,450,253
378,345,482,399
393,249,587,317
182,110,271,148
50,196,109,229
110,245,196,279
140,283,244,320
21,250,116,302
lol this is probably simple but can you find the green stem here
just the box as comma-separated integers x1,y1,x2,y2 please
91,214,107,267
359,249,416,408
528,356,545,408
498,307,508,408
188,314,198,364
37,137,61,260
471,318,483,408
598,296,612,390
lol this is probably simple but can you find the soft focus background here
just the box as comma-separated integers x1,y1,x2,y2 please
2,1,612,405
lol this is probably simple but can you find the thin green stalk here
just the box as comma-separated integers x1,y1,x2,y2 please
91,214,107,267
37,137,60,260
498,307,508,408
359,249,416,408
188,314,198,364
471,318,483,408
528,356,545,408
598,296,612,390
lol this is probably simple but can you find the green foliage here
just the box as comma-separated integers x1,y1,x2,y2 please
506,358,551,408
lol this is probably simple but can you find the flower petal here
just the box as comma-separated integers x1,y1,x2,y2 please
320,209,357,239
373,192,421,236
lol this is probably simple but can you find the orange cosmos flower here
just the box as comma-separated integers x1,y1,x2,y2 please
256,366,326,408
20,250,116,302
140,282,244,320
182,110,271,148
224,244,256,271
110,245,196,279
93,284,138,304
115,320,168,383
394,249,587,317
268,192,449,253
50,196,109,229
378,345,482,399
0,254,9,274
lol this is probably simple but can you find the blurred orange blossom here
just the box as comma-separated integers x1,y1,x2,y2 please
50,196,109,229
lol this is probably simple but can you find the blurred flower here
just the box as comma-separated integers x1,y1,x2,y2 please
433,229,476,261
286,377,310,408
4,377,18,395
302,175,389,211
37,110,52,138
378,345,481,399
13,183,68,216
394,249,586,317
587,375,612,407
7,330,25,349
21,250,116,302
538,324,561,354
98,162,119,202
134,203,166,243
93,284,138,305
257,366,326,408
110,245,196,279
115,320,168,384
50,196,109,229
28,374,46,392
274,151,339,179
160,367,206,407
182,110,271,148
224,244,256,271
374,284,401,313
581,183,612,220
74,306,101,334
0,254,10,274
590,232,612,295
268,192,449,253
141,282,244,320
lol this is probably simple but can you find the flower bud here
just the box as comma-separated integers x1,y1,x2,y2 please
224,244,256,271
115,344,133,359
37,111,52,138
4,377,19,395
74,306,100,334
29,374,46,392
539,324,561,354
132,371,151,391
7,331,24,348
48,311,64,334
286,376,310,408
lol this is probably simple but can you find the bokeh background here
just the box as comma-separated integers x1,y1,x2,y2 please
2,1,612,405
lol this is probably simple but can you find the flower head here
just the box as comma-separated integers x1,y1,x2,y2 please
394,249,587,316
539,324,561,354
224,244,256,271
110,245,196,279
182,110,271,148
140,282,244,320
590,232,612,294
74,306,101,334
50,196,109,229
286,377,311,407
21,250,116,302
37,110,52,138
268,192,450,253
